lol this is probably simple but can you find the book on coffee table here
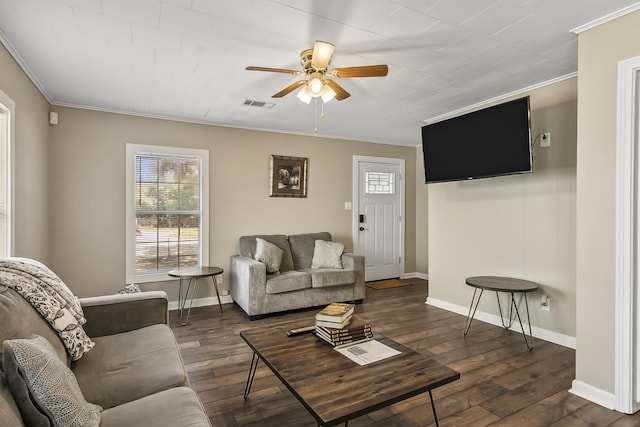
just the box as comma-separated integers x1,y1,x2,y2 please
315,302,354,323
315,314,374,347
316,315,371,336
315,314,353,329
315,328,373,347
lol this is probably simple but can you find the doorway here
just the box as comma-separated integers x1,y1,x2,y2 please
0,89,13,258
615,55,640,414
352,156,404,282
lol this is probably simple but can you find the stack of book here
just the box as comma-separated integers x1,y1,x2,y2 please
314,303,373,347
315,302,354,329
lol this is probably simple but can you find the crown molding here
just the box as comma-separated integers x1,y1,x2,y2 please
571,2,640,34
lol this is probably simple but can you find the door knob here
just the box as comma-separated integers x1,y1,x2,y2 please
359,226,365,231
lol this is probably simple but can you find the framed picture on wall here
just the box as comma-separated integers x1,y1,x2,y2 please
269,155,308,198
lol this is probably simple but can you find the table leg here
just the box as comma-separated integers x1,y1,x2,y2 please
178,278,185,318
429,390,440,427
464,288,483,336
495,291,516,329
179,277,199,326
510,292,534,350
210,275,223,313
243,352,260,400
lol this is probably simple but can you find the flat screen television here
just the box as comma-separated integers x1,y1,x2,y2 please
421,96,532,184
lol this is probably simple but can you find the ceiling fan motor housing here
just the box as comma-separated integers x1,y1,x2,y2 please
300,48,330,73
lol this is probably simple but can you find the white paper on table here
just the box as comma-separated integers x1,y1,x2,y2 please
334,339,401,366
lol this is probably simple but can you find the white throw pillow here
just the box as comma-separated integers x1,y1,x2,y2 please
254,237,284,273
311,240,345,269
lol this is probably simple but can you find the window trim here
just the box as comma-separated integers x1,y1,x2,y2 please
125,143,209,284
0,89,15,257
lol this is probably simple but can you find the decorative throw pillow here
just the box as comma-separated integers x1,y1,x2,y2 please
3,335,102,427
311,240,345,269
254,237,284,273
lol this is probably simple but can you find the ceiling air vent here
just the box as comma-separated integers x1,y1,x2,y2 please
242,99,275,109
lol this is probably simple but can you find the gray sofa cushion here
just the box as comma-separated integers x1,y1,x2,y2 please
265,271,312,294
100,387,210,427
0,287,68,366
3,335,102,427
238,234,295,272
289,232,332,269
0,371,24,427
307,269,356,288
72,324,187,409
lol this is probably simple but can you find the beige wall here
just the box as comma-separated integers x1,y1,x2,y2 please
0,43,50,261
415,148,429,275
47,107,418,298
427,77,578,338
575,10,640,395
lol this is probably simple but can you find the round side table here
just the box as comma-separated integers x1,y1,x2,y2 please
168,266,224,325
463,276,539,350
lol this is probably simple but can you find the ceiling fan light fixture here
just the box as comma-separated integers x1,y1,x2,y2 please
309,77,323,95
311,41,335,69
320,84,336,103
296,86,312,104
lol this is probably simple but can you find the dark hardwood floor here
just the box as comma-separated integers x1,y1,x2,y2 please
169,280,640,426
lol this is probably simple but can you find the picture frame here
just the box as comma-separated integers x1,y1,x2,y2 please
269,155,308,198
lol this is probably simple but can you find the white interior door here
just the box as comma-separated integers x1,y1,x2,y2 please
353,156,404,282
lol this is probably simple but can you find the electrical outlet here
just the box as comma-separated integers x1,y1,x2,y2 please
216,274,223,285
221,289,229,296
540,132,551,147
540,294,550,311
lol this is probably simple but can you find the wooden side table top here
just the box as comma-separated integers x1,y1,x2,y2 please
167,266,223,278
465,276,539,293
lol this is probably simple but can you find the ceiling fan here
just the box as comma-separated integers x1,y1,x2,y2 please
246,41,388,104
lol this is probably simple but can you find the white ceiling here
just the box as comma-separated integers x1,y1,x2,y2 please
1,0,639,147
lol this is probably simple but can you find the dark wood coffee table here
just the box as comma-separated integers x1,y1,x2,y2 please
240,323,460,426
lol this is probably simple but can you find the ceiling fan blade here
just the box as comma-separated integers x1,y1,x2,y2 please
245,66,301,75
332,64,389,78
311,41,335,70
325,80,350,101
272,80,308,98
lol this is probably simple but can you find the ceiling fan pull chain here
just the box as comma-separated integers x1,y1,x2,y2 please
314,98,318,133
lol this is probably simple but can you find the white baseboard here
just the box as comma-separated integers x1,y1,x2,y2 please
426,296,576,349
404,272,429,280
569,379,615,410
168,295,233,311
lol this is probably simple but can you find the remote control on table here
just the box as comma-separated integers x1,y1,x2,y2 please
286,326,315,337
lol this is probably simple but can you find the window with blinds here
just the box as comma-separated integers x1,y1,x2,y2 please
126,144,209,283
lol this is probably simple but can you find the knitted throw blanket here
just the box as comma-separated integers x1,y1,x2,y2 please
0,257,94,361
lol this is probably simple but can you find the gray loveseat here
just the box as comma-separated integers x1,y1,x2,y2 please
230,232,365,319
0,286,211,426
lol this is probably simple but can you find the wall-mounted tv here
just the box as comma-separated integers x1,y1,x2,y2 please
421,96,532,184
